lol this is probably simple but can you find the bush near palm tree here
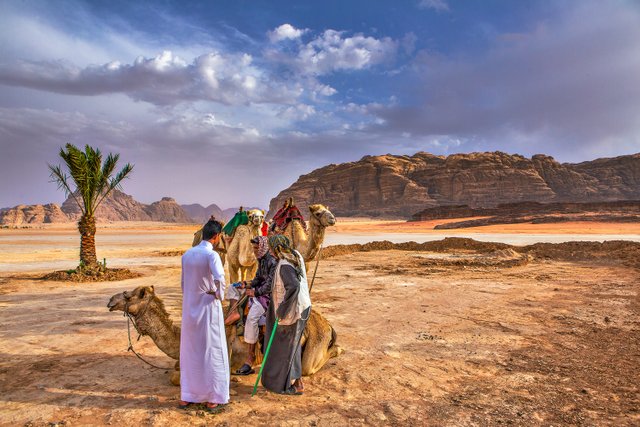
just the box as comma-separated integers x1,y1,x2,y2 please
49,143,133,271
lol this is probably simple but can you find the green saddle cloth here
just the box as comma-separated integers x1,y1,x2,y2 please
222,210,249,236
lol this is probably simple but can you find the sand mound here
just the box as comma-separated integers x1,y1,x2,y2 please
323,238,640,268
414,248,529,268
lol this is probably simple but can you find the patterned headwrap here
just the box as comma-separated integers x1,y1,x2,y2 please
268,234,302,275
252,236,269,259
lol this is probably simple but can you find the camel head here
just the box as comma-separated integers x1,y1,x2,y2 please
309,204,336,227
107,285,155,315
248,209,265,227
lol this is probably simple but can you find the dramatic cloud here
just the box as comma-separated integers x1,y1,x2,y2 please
1,1,639,209
268,24,307,43
0,50,303,106
374,2,640,157
294,30,397,75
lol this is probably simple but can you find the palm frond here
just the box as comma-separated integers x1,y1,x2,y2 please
91,153,119,212
60,144,91,212
94,162,134,210
48,163,85,214
51,143,134,215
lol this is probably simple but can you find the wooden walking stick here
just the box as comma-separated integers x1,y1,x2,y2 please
252,317,279,396
308,242,323,293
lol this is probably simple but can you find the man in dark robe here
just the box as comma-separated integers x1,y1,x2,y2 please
261,234,311,395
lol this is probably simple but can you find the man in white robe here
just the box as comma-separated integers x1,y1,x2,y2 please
180,219,229,411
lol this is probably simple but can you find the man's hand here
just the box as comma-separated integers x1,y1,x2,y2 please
245,289,255,297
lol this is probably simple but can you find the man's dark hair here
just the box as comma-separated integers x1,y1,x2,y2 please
202,219,223,240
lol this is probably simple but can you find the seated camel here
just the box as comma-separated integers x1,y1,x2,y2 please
107,285,343,385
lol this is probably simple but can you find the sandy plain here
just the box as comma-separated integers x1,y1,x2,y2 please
0,219,639,426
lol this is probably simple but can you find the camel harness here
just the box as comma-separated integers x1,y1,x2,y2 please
123,300,174,370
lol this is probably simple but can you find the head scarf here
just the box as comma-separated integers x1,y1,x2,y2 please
268,234,302,276
252,236,269,259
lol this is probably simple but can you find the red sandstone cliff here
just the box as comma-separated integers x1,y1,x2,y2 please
268,152,640,218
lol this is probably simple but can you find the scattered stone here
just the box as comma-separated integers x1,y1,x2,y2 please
417,331,442,341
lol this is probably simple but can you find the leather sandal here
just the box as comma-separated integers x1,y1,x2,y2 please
177,401,193,410
233,363,255,376
204,403,226,414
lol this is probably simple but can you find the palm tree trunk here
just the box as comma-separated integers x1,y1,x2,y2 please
78,214,98,268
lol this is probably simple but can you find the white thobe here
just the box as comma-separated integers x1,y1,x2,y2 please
180,240,229,404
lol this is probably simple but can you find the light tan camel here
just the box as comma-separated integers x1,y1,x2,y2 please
280,204,336,268
192,224,227,265
226,209,265,283
107,285,342,385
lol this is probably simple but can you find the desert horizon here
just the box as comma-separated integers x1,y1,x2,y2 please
2,220,639,425
2,0,640,425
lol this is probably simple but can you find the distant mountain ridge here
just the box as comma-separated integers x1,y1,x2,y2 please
268,151,640,218
1,190,264,226
1,190,195,226
181,203,224,224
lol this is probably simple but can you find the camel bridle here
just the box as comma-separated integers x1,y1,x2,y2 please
123,295,174,370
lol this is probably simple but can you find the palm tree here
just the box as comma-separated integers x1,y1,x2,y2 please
49,144,133,270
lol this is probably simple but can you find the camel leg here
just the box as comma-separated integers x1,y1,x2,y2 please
229,261,239,284
302,332,343,376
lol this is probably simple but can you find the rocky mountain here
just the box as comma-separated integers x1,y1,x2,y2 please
145,197,193,223
0,203,70,225
62,191,194,223
61,190,150,221
181,203,224,224
1,190,196,226
267,151,640,218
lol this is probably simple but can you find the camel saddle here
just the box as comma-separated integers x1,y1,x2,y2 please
271,205,307,232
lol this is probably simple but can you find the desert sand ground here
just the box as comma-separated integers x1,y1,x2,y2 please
0,221,639,426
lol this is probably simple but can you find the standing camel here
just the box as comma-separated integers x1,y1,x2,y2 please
226,209,265,283
280,204,336,268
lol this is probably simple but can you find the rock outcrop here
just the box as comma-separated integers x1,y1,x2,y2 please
268,152,640,218
2,191,196,226
181,203,224,224
412,200,640,221
61,190,151,221
145,197,193,223
0,203,70,225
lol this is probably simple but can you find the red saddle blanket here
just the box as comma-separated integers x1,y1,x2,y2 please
271,205,307,231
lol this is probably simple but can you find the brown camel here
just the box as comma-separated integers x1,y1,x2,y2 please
281,204,336,268
225,209,264,283
107,285,342,385
107,285,182,385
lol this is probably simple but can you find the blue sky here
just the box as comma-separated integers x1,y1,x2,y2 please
1,0,639,209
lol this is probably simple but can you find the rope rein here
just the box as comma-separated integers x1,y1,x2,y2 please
123,301,174,371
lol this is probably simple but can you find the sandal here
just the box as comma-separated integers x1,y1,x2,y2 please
204,403,226,414
283,386,303,395
233,363,255,376
177,401,193,410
